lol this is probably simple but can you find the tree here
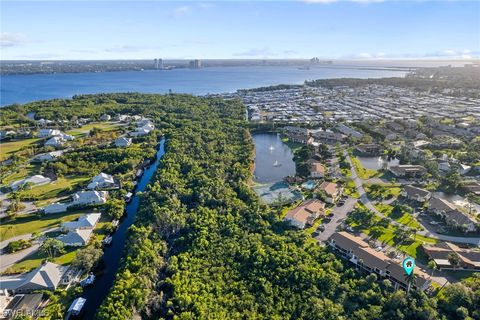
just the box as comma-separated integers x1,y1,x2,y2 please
72,245,103,272
428,260,437,277
404,272,417,294
105,199,125,220
39,238,65,259
448,252,461,268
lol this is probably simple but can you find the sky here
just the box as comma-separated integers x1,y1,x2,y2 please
1,0,479,60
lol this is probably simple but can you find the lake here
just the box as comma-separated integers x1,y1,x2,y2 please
253,133,296,183
0,65,407,106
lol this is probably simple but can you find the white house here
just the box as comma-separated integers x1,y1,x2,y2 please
10,175,51,191
100,114,111,121
87,173,115,190
71,191,108,206
42,203,69,214
56,133,75,141
31,150,64,162
61,213,101,230
114,137,132,148
45,136,66,148
38,129,62,138
57,229,93,247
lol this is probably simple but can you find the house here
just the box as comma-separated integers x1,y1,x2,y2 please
42,202,69,214
1,293,44,319
355,144,382,156
114,136,132,148
57,229,93,247
401,185,431,202
44,136,66,148
310,162,326,179
38,129,62,138
31,150,64,162
87,173,116,190
388,165,427,178
285,131,313,144
423,242,480,270
61,213,101,230
100,114,111,121
462,181,480,196
10,175,51,191
56,133,75,141
284,199,325,229
0,262,68,294
329,232,431,292
317,181,343,203
336,124,363,139
429,197,478,232
310,129,344,144
71,191,108,206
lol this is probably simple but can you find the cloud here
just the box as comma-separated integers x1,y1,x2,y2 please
171,6,192,18
304,0,384,3
233,48,278,57
0,32,28,48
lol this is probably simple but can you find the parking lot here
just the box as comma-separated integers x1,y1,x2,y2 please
314,197,358,242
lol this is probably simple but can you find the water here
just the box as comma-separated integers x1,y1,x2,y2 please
357,156,399,170
0,66,407,106
253,133,295,183
80,138,165,319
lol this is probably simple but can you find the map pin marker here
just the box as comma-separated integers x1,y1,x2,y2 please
402,257,415,276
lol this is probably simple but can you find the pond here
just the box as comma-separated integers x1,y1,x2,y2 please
252,133,296,183
357,156,399,170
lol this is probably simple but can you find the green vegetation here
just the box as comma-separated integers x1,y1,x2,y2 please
66,121,123,137
374,203,422,229
0,138,41,161
17,176,89,201
4,239,32,253
365,183,401,200
351,157,380,179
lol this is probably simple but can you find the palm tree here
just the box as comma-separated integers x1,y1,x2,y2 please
404,272,418,294
427,260,437,277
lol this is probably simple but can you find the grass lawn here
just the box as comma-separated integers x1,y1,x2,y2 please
2,247,77,275
351,157,380,180
66,122,124,137
0,138,42,161
344,179,359,198
364,183,401,200
18,175,89,201
1,164,41,185
375,203,422,229
0,211,83,242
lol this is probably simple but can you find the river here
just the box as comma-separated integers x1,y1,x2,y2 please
80,138,165,319
253,133,295,183
0,65,407,106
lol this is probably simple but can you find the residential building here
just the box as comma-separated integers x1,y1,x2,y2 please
87,173,116,190
99,114,111,121
329,232,431,291
10,175,51,191
57,229,93,247
284,199,325,229
44,136,66,148
61,213,101,230
71,191,108,207
336,124,363,139
355,144,382,156
42,202,69,214
38,129,62,138
310,162,326,179
388,165,427,178
0,262,68,294
1,293,44,318
31,150,64,162
423,242,480,270
114,136,132,148
310,129,344,144
429,197,478,232
317,181,343,203
401,185,431,202
462,181,480,196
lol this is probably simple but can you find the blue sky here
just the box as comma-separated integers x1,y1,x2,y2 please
1,0,479,60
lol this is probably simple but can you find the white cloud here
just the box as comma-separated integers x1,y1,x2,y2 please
356,52,372,59
171,6,191,18
304,0,384,3
233,48,278,57
0,32,28,48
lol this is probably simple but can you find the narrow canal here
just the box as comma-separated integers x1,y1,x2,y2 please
80,138,165,319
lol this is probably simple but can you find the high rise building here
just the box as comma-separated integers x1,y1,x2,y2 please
154,58,158,69
189,59,202,69
158,58,164,69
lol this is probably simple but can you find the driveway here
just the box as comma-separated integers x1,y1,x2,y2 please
315,197,357,242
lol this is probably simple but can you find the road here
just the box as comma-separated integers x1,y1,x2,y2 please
345,151,480,246
315,197,358,242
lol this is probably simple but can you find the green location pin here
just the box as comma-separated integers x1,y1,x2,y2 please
402,257,415,276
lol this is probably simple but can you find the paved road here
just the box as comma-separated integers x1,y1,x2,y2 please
315,197,358,242
345,152,480,246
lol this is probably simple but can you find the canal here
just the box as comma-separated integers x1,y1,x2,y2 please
252,133,295,183
80,138,165,319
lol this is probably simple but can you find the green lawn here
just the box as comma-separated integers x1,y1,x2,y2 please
18,175,89,201
2,247,77,275
375,203,422,229
0,211,83,242
351,157,380,180
344,179,360,198
0,138,42,161
2,164,41,185
364,183,401,200
66,122,124,137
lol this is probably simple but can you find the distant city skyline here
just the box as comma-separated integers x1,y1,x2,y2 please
1,0,479,60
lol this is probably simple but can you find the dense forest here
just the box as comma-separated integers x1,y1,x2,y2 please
2,94,478,319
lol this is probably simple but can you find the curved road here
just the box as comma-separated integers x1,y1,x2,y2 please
345,152,480,246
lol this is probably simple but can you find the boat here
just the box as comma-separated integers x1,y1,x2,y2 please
67,297,86,317
125,192,133,203
80,274,96,287
273,160,282,167
103,235,113,246
111,220,119,228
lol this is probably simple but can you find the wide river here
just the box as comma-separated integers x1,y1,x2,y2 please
0,65,407,106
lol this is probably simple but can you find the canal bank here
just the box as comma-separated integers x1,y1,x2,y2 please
79,138,165,319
